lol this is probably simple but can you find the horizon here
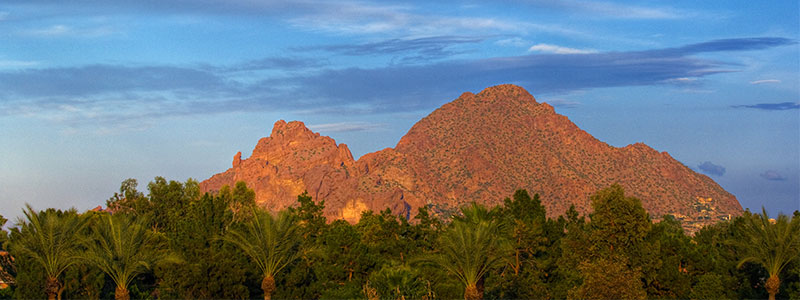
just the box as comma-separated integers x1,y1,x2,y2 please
0,1,798,223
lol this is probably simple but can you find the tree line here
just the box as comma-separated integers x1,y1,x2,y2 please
0,177,798,300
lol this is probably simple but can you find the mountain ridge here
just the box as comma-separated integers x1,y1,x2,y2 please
200,84,742,230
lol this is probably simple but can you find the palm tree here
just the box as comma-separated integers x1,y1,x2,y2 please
9,204,87,300
735,208,800,300
222,208,301,300
82,213,169,300
420,203,510,300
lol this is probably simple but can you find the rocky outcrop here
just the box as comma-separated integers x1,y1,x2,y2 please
201,84,742,227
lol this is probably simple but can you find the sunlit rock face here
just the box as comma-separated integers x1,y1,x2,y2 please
201,84,742,228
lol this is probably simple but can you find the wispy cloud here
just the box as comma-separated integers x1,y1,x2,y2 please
0,59,39,69
523,0,691,19
698,161,726,177
0,37,792,131
566,1,686,19
0,65,228,97
299,36,485,63
283,1,579,37
750,79,781,85
20,24,116,38
217,56,327,73
668,37,796,55
528,43,597,54
760,170,787,181
732,102,800,110
289,38,792,104
545,99,580,108
3,1,579,41
495,37,530,47
308,122,385,132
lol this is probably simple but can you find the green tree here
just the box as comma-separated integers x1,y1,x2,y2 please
485,190,551,299
82,213,170,300
734,208,800,300
640,215,693,299
689,274,730,300
155,191,252,299
0,215,8,249
228,181,256,223
567,256,646,300
278,192,328,299
421,203,511,300
587,184,651,257
106,178,146,215
566,185,651,299
368,264,426,300
8,205,87,300
222,208,301,300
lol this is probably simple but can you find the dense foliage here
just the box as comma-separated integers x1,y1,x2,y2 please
2,178,799,300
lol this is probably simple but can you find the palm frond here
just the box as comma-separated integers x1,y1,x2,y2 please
222,208,301,277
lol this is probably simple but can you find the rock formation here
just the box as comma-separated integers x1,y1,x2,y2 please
201,84,742,228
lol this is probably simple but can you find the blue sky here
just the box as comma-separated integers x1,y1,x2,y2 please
0,0,798,223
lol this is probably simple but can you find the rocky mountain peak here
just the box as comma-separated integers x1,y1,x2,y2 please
202,84,742,231
475,83,537,104
269,120,317,142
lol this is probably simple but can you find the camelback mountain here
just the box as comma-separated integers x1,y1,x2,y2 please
201,84,742,230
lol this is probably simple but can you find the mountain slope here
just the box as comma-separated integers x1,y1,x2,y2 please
201,84,742,229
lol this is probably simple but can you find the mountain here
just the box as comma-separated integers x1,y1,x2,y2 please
200,84,742,229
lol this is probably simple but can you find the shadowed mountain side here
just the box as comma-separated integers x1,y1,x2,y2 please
201,84,742,229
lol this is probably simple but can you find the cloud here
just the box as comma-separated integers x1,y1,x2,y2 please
299,36,485,63
750,79,781,85
522,0,689,19
528,43,597,54
495,37,530,47
0,37,792,130
288,4,569,37
698,161,726,177
1,1,581,41
0,59,39,69
760,170,787,181
732,102,800,110
0,65,228,97
288,37,792,104
668,37,796,55
308,122,385,132
545,99,580,108
218,56,327,72
20,24,115,38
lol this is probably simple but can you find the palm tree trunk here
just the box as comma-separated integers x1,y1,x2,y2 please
464,284,481,300
765,275,780,300
262,275,275,300
115,285,130,300
45,276,59,300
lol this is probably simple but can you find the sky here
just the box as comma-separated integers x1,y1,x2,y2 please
0,0,798,224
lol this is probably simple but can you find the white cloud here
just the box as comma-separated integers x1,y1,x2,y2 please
495,37,530,47
545,99,580,108
309,122,385,132
528,43,597,54
29,25,72,36
288,1,579,37
0,59,39,69
578,1,684,19
21,24,115,38
532,0,689,19
750,79,781,85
